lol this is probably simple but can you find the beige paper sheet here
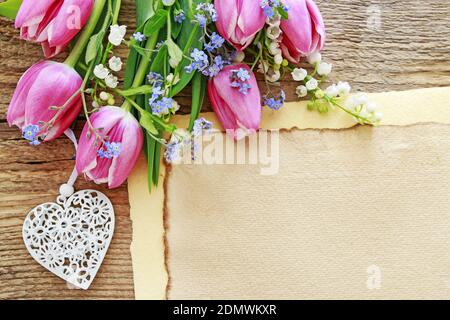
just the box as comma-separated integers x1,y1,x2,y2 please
166,124,450,299
128,87,450,300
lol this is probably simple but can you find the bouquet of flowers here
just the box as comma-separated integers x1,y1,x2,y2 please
2,0,382,190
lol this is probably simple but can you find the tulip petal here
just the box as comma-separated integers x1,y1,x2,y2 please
208,64,261,140
46,0,93,56
107,115,144,189
17,0,62,42
76,107,126,175
208,80,240,131
280,0,313,57
280,0,326,62
24,62,82,139
215,0,265,51
215,0,238,43
213,64,261,131
7,61,49,128
235,0,265,49
15,0,56,28
306,0,326,51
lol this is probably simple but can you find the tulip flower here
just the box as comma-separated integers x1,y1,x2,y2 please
214,0,266,51
76,107,144,189
280,0,326,63
7,61,83,143
15,0,94,58
208,64,262,138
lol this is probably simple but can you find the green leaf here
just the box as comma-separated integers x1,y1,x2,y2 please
277,6,289,20
130,43,152,59
85,31,104,64
146,137,157,191
124,0,157,89
169,25,202,97
189,72,207,131
136,0,155,25
150,44,168,74
168,0,204,97
140,113,159,135
153,140,162,186
124,48,139,90
171,16,182,39
166,38,183,68
120,85,153,97
0,0,22,19
143,9,168,36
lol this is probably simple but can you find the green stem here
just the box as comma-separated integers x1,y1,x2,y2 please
64,0,108,68
121,31,160,110
112,0,121,23
101,0,122,64
133,33,160,87
325,97,373,125
166,7,172,41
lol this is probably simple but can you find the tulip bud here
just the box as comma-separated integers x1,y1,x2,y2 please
76,107,144,189
280,0,326,63
214,0,266,51
208,64,262,139
15,0,94,58
7,61,83,143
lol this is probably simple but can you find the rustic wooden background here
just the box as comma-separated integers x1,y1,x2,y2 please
1,0,449,300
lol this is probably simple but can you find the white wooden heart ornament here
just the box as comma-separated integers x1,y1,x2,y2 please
22,189,115,290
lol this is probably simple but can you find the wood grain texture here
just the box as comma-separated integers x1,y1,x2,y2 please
1,0,450,300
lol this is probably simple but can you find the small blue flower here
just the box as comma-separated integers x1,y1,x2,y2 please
133,32,146,42
260,0,284,18
229,68,253,94
193,117,213,136
97,149,110,159
191,48,208,63
213,55,227,69
184,64,196,74
195,13,208,28
151,97,172,116
98,142,122,159
239,83,252,94
164,141,182,163
22,124,41,145
185,49,209,73
204,32,225,52
147,72,163,85
106,142,122,158
195,3,218,27
236,68,251,81
264,90,286,110
174,10,185,24
149,86,164,105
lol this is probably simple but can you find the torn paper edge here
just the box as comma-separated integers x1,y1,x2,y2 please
129,86,450,300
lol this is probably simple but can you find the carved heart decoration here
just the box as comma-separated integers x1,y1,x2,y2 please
22,190,115,290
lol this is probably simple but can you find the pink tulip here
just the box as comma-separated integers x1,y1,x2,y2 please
280,0,326,63
76,107,144,189
208,64,262,138
15,0,94,58
7,60,82,143
214,0,266,51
